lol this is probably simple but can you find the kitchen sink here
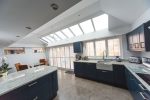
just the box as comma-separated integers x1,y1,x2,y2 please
96,60,113,71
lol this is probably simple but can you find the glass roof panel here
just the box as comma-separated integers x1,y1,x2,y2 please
42,37,51,43
69,24,83,36
62,28,74,38
55,31,67,39
40,38,48,44
50,34,61,41
79,19,94,34
46,36,55,42
92,14,108,31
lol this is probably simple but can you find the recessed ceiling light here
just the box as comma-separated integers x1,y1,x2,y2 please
25,26,32,30
16,36,20,37
51,3,59,10
148,26,150,29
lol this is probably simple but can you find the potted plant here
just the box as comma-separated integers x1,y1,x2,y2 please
0,57,11,77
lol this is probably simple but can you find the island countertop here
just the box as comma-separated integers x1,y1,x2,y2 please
0,65,57,96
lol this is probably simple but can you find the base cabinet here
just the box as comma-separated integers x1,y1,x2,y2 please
125,69,150,100
113,65,127,88
0,71,58,100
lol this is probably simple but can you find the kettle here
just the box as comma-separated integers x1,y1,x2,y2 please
116,56,122,62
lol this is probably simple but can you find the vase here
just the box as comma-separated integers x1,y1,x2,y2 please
1,71,8,78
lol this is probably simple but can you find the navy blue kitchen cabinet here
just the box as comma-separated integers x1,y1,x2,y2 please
113,64,127,88
125,69,150,100
74,62,97,80
97,69,113,83
51,70,58,98
74,62,113,83
74,62,86,77
73,42,83,53
0,71,58,100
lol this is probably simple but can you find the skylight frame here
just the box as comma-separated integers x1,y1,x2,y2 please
40,38,48,44
45,36,55,42
55,31,67,39
69,24,84,36
42,37,52,43
62,28,74,38
50,34,61,41
79,19,95,34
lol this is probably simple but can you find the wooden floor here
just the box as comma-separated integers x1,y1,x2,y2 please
54,70,133,100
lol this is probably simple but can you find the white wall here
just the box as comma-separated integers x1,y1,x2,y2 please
4,48,46,72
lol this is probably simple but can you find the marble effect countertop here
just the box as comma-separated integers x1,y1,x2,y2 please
74,60,150,92
0,65,57,96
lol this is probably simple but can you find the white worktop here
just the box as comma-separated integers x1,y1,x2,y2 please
0,65,57,96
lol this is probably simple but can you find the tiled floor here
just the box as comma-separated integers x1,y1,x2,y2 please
54,70,133,100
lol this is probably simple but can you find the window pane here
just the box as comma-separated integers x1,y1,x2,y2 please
69,24,83,36
79,19,94,34
86,42,94,56
65,58,70,69
95,40,106,56
40,39,48,44
42,37,51,43
50,34,61,41
92,14,108,31
46,36,55,42
55,31,67,39
69,45,75,57
62,28,74,38
108,38,120,56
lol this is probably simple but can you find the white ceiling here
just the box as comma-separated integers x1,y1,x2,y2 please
1,0,150,47
0,0,81,48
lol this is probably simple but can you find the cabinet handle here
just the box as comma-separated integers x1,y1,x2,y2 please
138,84,147,90
28,82,37,87
33,96,38,100
139,92,147,100
102,71,107,72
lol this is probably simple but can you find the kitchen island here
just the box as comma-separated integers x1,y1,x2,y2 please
0,65,58,100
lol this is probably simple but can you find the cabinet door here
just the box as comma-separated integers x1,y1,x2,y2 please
128,35,133,50
97,70,113,83
74,62,85,76
84,63,97,80
26,74,53,100
113,65,126,88
0,85,28,100
52,71,58,95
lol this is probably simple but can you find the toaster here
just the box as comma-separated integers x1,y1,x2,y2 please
128,56,142,64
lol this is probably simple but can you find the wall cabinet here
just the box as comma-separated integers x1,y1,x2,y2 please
0,71,58,100
73,42,83,53
126,20,150,51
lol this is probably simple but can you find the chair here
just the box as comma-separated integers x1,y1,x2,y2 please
39,59,48,65
15,63,28,71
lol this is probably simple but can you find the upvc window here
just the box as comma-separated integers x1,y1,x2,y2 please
95,40,106,56
85,41,95,56
108,38,121,56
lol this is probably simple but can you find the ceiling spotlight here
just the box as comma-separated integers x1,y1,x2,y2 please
16,36,20,37
25,26,32,30
148,26,150,29
51,3,59,10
